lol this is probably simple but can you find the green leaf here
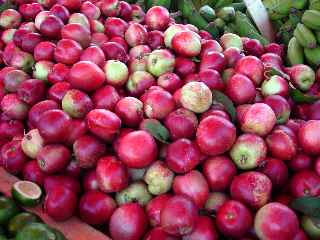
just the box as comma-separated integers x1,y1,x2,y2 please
212,90,236,123
290,87,320,104
143,119,170,144
291,197,320,218
264,64,290,80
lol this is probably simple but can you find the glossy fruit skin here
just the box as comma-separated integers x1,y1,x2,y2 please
109,203,148,240
173,170,209,208
48,81,71,103
44,175,81,194
37,144,71,174
37,109,71,143
101,41,128,63
104,17,128,39
48,63,69,84
200,51,226,73
61,23,91,48
230,171,272,209
79,46,105,68
161,195,198,236
166,138,201,174
86,109,121,142
143,89,176,120
54,39,83,65
164,108,198,140
22,160,45,186
203,156,237,191
1,140,27,175
226,73,256,105
92,85,120,111
172,31,201,57
266,126,298,161
258,157,288,189
289,170,320,198
69,61,105,92
235,56,264,86
28,100,58,128
181,216,218,240
146,194,171,227
62,89,93,118
79,190,116,225
44,186,78,221
239,103,276,137
289,153,312,171
175,57,196,78
114,97,143,127
118,130,157,168
216,200,253,238
83,169,99,192
196,116,236,156
0,120,24,140
255,202,299,240
144,227,179,240
298,120,320,155
1,93,29,120
40,15,64,39
73,134,106,169
50,4,70,23
145,6,170,30
17,79,46,105
96,156,129,193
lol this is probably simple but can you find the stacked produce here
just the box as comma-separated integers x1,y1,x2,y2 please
263,0,320,67
0,0,319,240
0,194,65,240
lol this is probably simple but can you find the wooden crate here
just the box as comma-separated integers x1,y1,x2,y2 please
0,167,111,240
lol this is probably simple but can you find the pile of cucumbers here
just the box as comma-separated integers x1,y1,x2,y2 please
263,0,320,67
0,195,65,240
129,0,270,45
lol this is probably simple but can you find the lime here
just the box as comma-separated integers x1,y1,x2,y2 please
12,181,42,207
0,235,7,240
7,212,40,237
15,223,56,240
0,197,19,225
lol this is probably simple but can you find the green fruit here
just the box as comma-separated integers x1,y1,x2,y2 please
12,181,42,207
302,216,320,239
310,0,320,11
291,0,308,9
316,31,320,43
144,0,171,9
213,18,226,31
263,0,291,20
214,0,233,8
217,7,235,22
287,37,304,65
304,47,320,67
199,5,216,22
302,10,320,31
7,212,40,237
0,197,19,225
235,11,269,45
0,235,7,240
293,23,317,48
16,223,56,240
115,182,152,206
